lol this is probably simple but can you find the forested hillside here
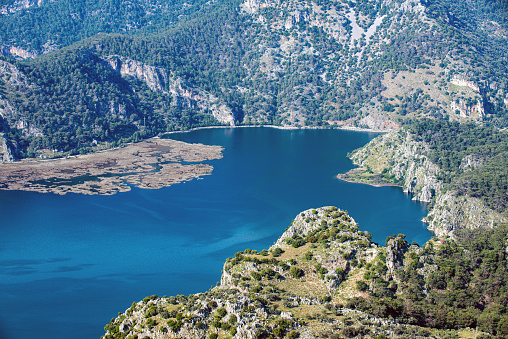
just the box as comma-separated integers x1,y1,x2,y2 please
0,0,508,159
408,119,508,213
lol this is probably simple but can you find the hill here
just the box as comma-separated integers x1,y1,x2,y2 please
1,0,508,159
102,207,508,338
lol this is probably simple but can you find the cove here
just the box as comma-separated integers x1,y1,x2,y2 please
0,127,431,339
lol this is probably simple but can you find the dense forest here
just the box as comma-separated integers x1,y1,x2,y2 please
407,119,508,213
349,225,508,337
1,0,508,158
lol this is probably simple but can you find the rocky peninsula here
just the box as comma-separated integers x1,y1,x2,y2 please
0,138,223,195
337,130,507,237
102,206,486,339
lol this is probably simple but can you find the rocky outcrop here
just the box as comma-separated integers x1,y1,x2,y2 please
103,207,466,339
450,99,484,120
424,191,507,237
106,55,236,126
0,133,15,162
0,58,34,90
350,130,443,203
0,0,43,15
385,235,409,280
0,59,43,137
450,75,480,92
459,153,485,171
346,130,506,237
107,55,170,93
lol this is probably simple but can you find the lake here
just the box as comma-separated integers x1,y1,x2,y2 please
0,127,431,339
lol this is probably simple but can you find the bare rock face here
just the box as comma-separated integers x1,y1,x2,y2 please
459,154,485,171
107,55,170,92
424,191,507,238
0,133,15,163
385,235,409,281
350,130,443,203
0,0,43,15
105,55,236,126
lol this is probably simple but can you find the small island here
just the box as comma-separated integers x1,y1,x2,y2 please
0,138,223,195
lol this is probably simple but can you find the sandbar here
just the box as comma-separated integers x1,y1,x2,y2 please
0,138,223,195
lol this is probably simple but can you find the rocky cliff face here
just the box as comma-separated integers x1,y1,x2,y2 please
350,130,442,202
346,130,507,237
0,59,43,137
424,191,506,237
0,133,15,162
106,55,236,126
385,235,409,280
0,0,43,15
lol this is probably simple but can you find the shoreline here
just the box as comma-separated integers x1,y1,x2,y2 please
3,124,391,166
161,123,393,136
336,173,403,188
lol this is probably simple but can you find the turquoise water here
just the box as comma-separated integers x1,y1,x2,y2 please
0,127,431,339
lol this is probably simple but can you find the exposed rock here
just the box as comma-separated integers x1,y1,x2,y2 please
345,130,506,237
459,153,485,171
273,207,358,246
106,55,235,126
450,98,484,120
0,0,43,15
385,235,409,281
103,207,458,339
358,114,398,131
0,58,35,90
107,55,170,93
424,191,507,238
350,130,443,202
0,133,15,163
450,75,480,92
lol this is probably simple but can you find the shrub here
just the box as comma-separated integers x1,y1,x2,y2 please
356,280,368,292
228,314,238,325
216,307,227,318
272,247,283,257
251,271,262,281
287,330,299,338
278,262,289,270
304,251,313,260
290,266,304,278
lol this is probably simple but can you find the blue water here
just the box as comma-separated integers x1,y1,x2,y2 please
0,127,431,339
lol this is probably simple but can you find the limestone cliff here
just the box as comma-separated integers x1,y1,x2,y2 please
349,130,442,202
344,130,507,237
0,0,43,15
0,132,15,162
0,59,43,137
106,55,236,126
424,191,506,238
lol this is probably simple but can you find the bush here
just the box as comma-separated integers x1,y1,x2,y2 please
287,330,299,338
251,271,262,281
290,266,304,278
272,247,283,257
304,251,313,260
216,307,227,318
228,314,237,325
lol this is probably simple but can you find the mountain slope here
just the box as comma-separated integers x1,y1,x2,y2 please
0,0,507,159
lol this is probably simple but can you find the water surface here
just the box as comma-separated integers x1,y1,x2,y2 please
0,127,431,339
